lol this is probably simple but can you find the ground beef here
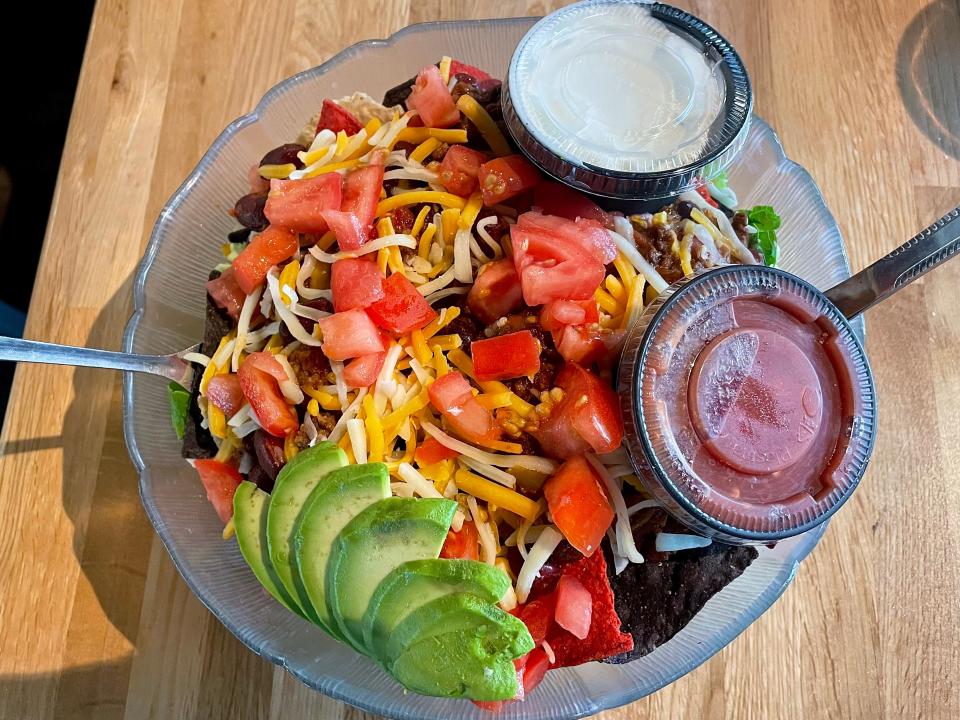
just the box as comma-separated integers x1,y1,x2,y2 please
444,304,484,351
732,210,763,263
313,411,337,438
286,346,330,390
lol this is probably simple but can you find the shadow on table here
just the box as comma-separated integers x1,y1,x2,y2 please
897,0,960,159
0,277,155,716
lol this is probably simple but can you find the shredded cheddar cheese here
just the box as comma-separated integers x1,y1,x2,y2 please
396,127,469,145
417,223,436,259
362,395,384,463
376,191,466,217
279,260,300,305
411,205,432,238
455,95,512,156
439,55,452,84
454,469,540,520
458,191,484,230
410,137,440,164
259,163,295,179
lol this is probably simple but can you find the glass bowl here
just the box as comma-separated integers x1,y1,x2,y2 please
122,16,859,720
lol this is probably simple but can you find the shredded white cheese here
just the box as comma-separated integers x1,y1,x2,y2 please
232,285,264,371
453,226,474,283
586,453,644,564
330,360,349,409
458,456,517,488
516,525,563,603
678,190,756,265
425,286,470,305
421,422,558,474
308,234,417,264
397,462,444,499
347,418,368,463
327,388,367,443
609,219,669,293
266,269,323,347
467,496,498,566
181,352,210,367
416,265,457,297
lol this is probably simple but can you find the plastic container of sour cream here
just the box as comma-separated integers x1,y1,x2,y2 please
502,0,753,205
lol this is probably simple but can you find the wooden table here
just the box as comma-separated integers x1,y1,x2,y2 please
1,1,958,718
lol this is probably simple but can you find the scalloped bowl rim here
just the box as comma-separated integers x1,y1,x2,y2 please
121,15,853,720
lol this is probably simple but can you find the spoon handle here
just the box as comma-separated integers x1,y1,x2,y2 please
826,206,960,319
0,336,192,383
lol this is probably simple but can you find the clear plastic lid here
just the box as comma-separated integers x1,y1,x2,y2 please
618,267,877,543
503,1,753,200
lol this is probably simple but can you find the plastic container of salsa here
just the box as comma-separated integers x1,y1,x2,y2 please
619,266,877,543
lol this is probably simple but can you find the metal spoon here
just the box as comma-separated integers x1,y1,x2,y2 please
0,338,200,385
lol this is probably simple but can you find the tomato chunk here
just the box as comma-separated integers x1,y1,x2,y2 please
554,575,593,639
193,459,244,523
517,211,618,265
449,59,492,81
316,98,362,135
237,352,299,437
533,363,623,458
407,65,460,128
471,330,541,381
428,371,500,444
467,259,523,324
439,520,480,560
543,455,614,556
533,181,609,224
206,374,245,417
206,267,246,320
366,273,438,334
342,351,386,388
511,224,605,306
232,225,300,295
321,210,366,251
415,436,459,465
316,309,386,361
340,161,385,243
439,145,488,196
331,258,384,312
553,325,624,366
540,299,598,331
264,173,342,234
478,155,541,206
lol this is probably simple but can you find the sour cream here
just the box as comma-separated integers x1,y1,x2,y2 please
509,1,727,174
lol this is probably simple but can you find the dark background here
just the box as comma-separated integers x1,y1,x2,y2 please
0,3,96,417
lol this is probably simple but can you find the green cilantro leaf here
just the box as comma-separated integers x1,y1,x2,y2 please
167,381,191,440
747,205,781,266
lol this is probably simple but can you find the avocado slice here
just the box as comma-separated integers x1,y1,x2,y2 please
326,497,457,652
363,559,510,658
293,462,390,639
232,481,305,618
266,442,347,621
387,593,534,701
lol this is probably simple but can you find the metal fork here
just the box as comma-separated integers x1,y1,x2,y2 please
0,337,201,385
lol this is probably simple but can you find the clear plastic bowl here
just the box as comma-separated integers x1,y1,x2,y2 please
122,16,860,720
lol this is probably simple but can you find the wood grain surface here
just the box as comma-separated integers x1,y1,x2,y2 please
1,1,958,718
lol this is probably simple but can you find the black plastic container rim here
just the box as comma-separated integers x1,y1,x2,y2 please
502,1,754,201
626,265,878,542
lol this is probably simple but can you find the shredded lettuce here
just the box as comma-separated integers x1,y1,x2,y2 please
167,381,191,440
747,205,781,266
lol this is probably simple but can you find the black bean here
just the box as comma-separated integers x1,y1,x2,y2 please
227,227,251,244
260,143,306,169
248,465,275,494
234,192,268,231
253,429,287,481
677,200,695,220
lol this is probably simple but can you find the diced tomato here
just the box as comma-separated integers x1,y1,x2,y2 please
331,258,384,312
428,371,474,411
543,456,614,556
478,155,541,206
449,59,492,81
415,436,459,465
554,575,593,639
407,65,459,128
532,181,609,224
320,210,365,251
366,273,438,334
439,145,488,196
340,161,386,243
511,224,605,306
533,363,623,459
467,259,523,324
540,299,599,331
316,98,362,136
552,325,620,366
695,180,720,208
517,212,618,265
206,374,245,417
316,309,386,361
519,648,552,696
264,173,342,234
439,520,480,560
471,331,541,381
428,371,501,444
193,459,244,523
342,352,386,388
237,352,299,437
231,225,299,295
206,267,246,320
